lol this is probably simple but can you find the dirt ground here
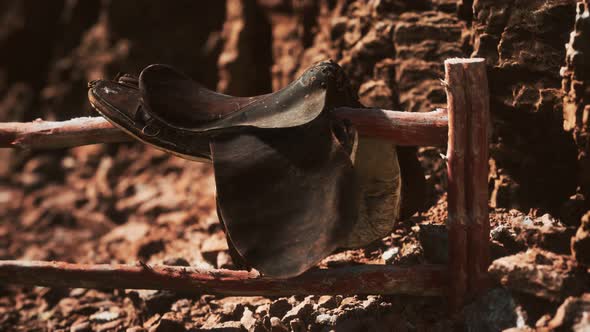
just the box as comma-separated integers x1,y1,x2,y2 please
1,0,590,331
0,143,454,331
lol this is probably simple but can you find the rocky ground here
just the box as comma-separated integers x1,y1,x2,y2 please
0,147,588,331
1,0,590,331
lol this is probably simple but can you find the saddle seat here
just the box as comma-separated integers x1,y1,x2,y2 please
137,61,354,131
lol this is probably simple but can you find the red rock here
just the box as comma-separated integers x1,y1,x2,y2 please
269,317,288,332
70,321,91,332
289,318,305,332
562,1,590,199
97,319,124,332
198,321,244,332
473,0,578,209
543,294,590,330
281,297,313,324
200,232,229,265
358,80,395,109
268,298,291,319
239,307,260,332
489,249,587,301
126,327,147,332
559,194,587,227
393,11,464,113
217,0,272,96
572,211,590,265
515,219,576,255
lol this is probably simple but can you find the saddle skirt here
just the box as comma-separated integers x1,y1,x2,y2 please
88,60,425,278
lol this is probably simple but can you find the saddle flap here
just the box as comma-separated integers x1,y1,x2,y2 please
210,116,359,278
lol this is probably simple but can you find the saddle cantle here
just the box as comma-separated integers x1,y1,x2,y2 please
88,60,425,278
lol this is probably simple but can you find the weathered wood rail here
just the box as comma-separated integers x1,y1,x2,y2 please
0,261,447,296
0,108,448,149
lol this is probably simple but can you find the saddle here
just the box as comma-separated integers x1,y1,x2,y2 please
88,60,425,278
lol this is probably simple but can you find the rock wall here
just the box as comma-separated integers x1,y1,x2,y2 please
563,1,590,199
472,0,578,212
272,0,581,212
0,0,589,212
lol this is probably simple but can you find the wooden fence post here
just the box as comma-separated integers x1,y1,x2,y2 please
464,59,491,297
445,58,469,311
445,58,490,309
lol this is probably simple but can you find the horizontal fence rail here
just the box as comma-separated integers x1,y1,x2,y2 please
0,260,447,296
0,108,448,150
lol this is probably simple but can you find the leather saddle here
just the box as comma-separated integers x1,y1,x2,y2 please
88,60,425,278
